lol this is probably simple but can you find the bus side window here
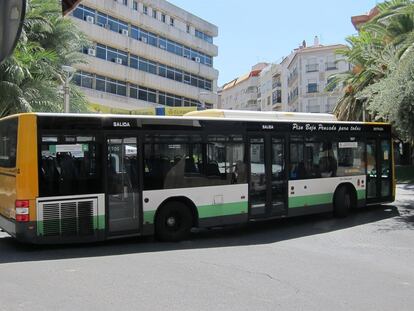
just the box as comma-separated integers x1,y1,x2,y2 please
289,139,304,180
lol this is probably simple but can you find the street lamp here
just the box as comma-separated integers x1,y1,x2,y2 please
62,65,76,113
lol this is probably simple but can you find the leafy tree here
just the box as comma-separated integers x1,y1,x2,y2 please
0,0,89,117
361,47,414,141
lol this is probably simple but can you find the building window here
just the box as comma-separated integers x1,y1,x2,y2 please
306,63,319,72
272,90,281,104
186,24,190,33
327,97,337,112
152,9,157,18
133,1,138,11
195,29,213,43
161,13,166,23
73,5,214,67
170,17,174,26
326,56,337,70
307,80,318,93
308,99,319,112
122,0,128,6
143,5,148,15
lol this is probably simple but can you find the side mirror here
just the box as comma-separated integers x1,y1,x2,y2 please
0,0,26,64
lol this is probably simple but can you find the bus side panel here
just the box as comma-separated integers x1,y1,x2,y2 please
288,175,366,216
16,115,39,223
142,184,249,231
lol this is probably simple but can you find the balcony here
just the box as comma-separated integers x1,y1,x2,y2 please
326,62,337,70
306,64,319,72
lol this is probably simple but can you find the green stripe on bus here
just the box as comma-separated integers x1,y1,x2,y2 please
289,193,333,209
289,189,367,209
357,189,366,200
198,201,248,218
143,201,248,224
143,210,156,224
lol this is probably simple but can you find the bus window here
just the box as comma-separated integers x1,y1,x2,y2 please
143,134,246,190
0,118,17,168
289,136,305,180
318,142,338,178
39,135,101,196
144,134,204,190
337,141,365,177
207,135,246,184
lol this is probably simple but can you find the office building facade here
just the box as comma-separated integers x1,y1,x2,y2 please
70,0,218,114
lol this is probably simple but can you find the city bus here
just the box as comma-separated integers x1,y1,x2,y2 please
0,110,395,244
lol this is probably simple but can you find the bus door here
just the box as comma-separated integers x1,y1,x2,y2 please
106,136,140,234
366,138,392,202
248,134,287,218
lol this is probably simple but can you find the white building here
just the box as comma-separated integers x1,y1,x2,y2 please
257,63,286,111
219,63,268,111
222,38,349,114
285,39,349,113
70,0,218,114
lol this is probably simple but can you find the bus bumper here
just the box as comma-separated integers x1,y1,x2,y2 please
0,214,105,244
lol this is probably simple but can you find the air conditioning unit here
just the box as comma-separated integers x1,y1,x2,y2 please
121,29,129,36
86,16,94,24
195,57,201,63
141,37,147,43
115,58,123,64
87,48,96,56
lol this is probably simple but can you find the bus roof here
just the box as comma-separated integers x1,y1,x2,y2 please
183,109,338,122
2,111,389,126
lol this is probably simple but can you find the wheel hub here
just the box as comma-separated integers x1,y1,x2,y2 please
166,216,176,227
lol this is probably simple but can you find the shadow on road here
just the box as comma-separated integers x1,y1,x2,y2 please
0,205,402,264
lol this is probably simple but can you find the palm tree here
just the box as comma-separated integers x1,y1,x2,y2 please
0,0,89,117
333,0,414,121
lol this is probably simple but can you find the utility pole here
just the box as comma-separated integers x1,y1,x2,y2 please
62,65,75,113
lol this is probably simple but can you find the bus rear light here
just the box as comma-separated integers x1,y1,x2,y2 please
15,200,30,208
15,200,30,222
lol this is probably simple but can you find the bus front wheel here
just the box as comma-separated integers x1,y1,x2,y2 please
155,201,193,242
333,186,352,218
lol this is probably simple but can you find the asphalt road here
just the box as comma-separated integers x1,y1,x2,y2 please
0,184,413,311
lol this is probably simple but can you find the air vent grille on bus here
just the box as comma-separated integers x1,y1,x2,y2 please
39,198,97,237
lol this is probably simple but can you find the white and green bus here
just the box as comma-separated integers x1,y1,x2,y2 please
0,110,395,243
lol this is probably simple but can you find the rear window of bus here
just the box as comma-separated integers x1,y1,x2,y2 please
0,118,18,168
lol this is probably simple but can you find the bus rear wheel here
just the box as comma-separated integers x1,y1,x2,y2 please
333,186,352,218
155,201,193,242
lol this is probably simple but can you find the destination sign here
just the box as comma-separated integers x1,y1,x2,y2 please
291,123,362,133
102,118,141,128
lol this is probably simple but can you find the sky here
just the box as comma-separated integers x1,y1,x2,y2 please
169,0,378,86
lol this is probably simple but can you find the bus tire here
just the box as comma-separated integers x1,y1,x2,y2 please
155,201,193,242
333,186,352,218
